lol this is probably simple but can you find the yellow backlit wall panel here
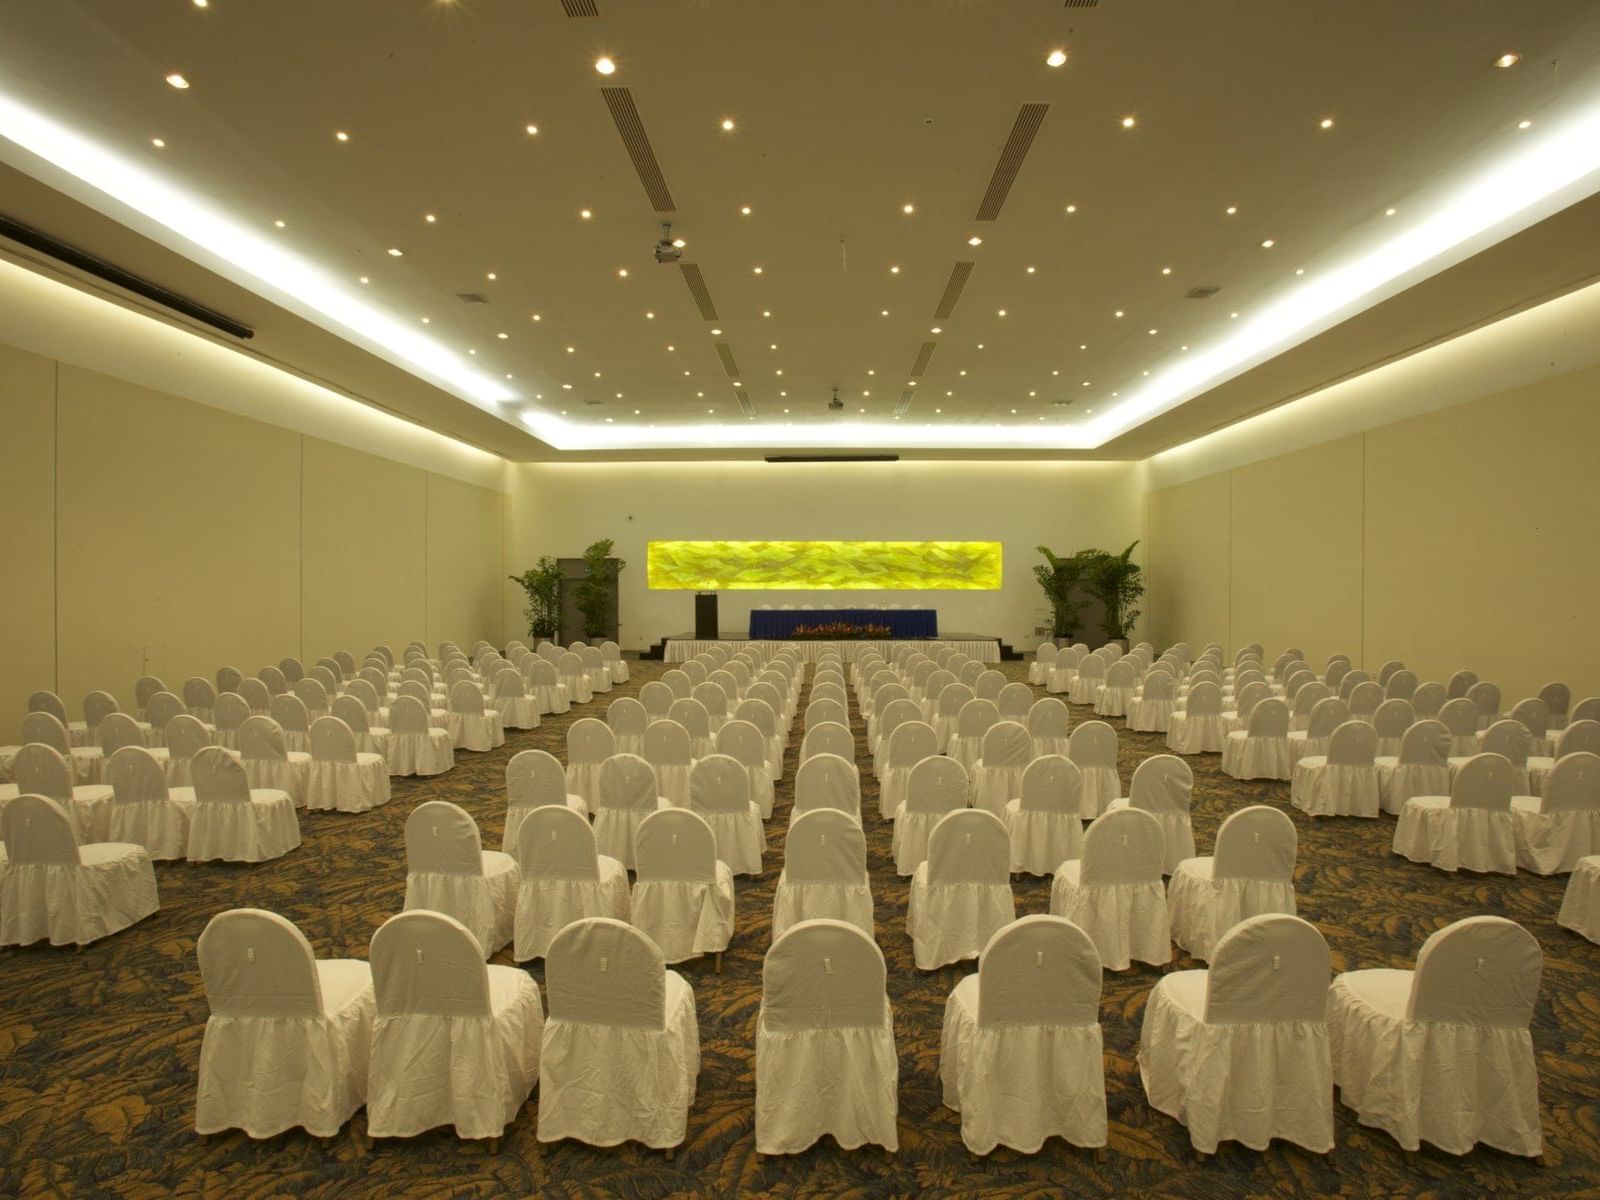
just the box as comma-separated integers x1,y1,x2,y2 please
648,540,1003,590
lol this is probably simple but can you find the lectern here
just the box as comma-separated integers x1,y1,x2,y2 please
695,592,719,639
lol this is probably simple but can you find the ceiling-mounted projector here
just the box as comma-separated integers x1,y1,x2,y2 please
654,220,683,264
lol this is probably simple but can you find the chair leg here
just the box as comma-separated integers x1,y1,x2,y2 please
1093,1146,1107,1164
487,1137,500,1155
714,951,723,975
665,1145,676,1161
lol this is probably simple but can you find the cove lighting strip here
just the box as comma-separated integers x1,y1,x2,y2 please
0,89,515,408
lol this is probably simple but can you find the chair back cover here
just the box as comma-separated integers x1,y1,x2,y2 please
1479,720,1531,767
980,720,1034,768
546,918,666,1029
184,677,217,712
1509,697,1552,742
607,697,648,741
1348,681,1384,721
762,919,886,1032
1183,682,1222,716
689,754,751,814
135,675,167,712
20,710,70,753
493,668,528,701
1538,682,1571,721
1233,681,1271,720
1141,673,1176,704
1371,699,1415,741
519,805,602,881
1556,721,1600,758
331,695,371,734
1213,805,1296,881
1385,670,1418,700
978,914,1101,1027
2,793,80,864
598,754,661,811
508,749,570,810
644,720,693,769
1395,719,1449,766
1408,916,1541,1028
1375,659,1404,686
310,665,340,696
693,684,732,725
15,743,73,801
1325,719,1376,765
447,679,484,715
1449,754,1517,810
97,711,145,756
793,753,861,818
1069,720,1120,770
956,699,1000,741
1036,642,1059,667
1204,914,1330,1024
310,715,359,763
371,910,491,1017
1018,755,1083,814
81,689,119,729
924,670,956,702
748,683,785,719
805,699,848,730
108,744,169,802
876,698,923,744
387,695,432,734
405,800,485,875
270,694,310,735
1468,681,1502,723
212,691,249,735
669,699,712,741
1305,697,1351,739
1447,669,1478,699
640,681,674,722
1246,698,1290,738
925,809,1010,883
199,909,322,1018
716,721,768,771
974,670,1006,702
1540,751,1600,812
635,807,718,881
663,669,693,700
168,713,216,761
1027,697,1071,739
884,720,938,768
783,809,868,883
568,718,616,766
1079,807,1165,886
1411,681,1447,718
193,746,253,804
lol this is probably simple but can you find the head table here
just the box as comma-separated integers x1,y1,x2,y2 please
748,608,938,640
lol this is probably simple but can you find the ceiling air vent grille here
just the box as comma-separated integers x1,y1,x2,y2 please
455,292,489,304
933,261,974,319
715,343,741,378
909,341,938,377
600,87,675,212
736,390,755,416
1063,0,1099,8
679,263,718,320
1185,285,1222,300
894,389,916,416
975,103,1049,221
560,0,600,17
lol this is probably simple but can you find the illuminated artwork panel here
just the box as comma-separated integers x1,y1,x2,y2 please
647,540,1002,590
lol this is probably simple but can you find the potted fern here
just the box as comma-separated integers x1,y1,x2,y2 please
574,539,626,640
1033,546,1092,643
508,557,562,641
1084,541,1144,649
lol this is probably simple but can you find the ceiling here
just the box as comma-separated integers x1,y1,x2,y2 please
2,0,1600,460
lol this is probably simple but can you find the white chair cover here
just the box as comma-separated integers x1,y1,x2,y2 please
1028,642,1057,686
878,720,938,819
755,919,898,1154
537,918,699,1150
493,668,540,731
367,911,542,1141
403,801,518,958
1167,682,1226,755
195,909,374,1138
948,699,999,776
972,720,1035,815
1376,719,1451,815
1168,805,1297,961
1107,753,1195,874
503,750,590,861
565,719,615,807
907,809,1015,969
932,683,975,751
1050,807,1170,970
607,697,648,758
1069,654,1105,705
513,806,629,961
1558,855,1600,942
791,753,862,824
892,756,969,877
669,698,716,759
593,754,669,870
582,645,613,695
602,640,630,684
1393,753,1518,874
688,754,766,876
1067,721,1121,817
1291,719,1379,818
106,744,195,860
1002,755,1085,876
630,808,735,964
715,721,776,819
1511,751,1600,874
306,716,390,813
557,652,593,705
1222,698,1292,781
12,737,111,838
643,721,694,808
0,794,160,947
386,695,455,777
1095,660,1138,718
528,659,570,715
939,915,1106,1154
447,679,505,753
1027,697,1072,759
1129,671,1176,733
773,809,873,940
1329,916,1542,1157
237,715,309,805
1139,914,1333,1153
188,746,300,863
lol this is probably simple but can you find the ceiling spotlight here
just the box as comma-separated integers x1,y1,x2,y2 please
1225,205,1237,214
273,219,285,229
497,332,509,340
165,72,190,89
1519,119,1533,130
1046,49,1068,68
646,311,655,319
881,309,889,317
192,0,208,7
1320,117,1335,129
1026,266,1036,274
595,56,616,75
424,213,437,223
1495,52,1521,68
1120,115,1136,128
386,247,403,257
1147,328,1158,335
753,266,763,274
565,345,575,353
740,205,752,215
334,130,350,142
1385,207,1397,216
486,272,497,281
902,203,915,214
762,310,771,317
711,328,722,335
931,326,942,334
889,265,900,274
1161,266,1172,275
618,268,629,277
525,124,539,135
968,236,983,246
1114,310,1124,318
151,137,165,148
997,309,1007,317
358,276,369,284
1065,204,1077,213
580,208,592,219
721,117,736,131
531,313,542,321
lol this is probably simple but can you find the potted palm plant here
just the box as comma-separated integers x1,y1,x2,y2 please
573,539,626,640
1084,541,1144,649
1033,546,1092,643
508,557,562,642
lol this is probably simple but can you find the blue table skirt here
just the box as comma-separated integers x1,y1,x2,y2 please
748,609,938,639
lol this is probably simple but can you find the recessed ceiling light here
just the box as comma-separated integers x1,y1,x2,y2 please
997,309,1007,317
424,213,437,223
902,203,915,214
1147,328,1157,335
525,124,539,135
880,309,889,317
769,343,777,350
595,56,616,75
1495,52,1521,69
580,209,592,219
358,276,369,285
671,238,686,248
618,268,629,277
334,130,350,142
1226,205,1237,215
959,370,967,376
1295,268,1305,275
1518,119,1533,130
645,311,655,319
563,384,572,389
867,369,875,375
967,236,983,246
1114,310,1124,318
565,345,575,353
977,343,984,349
1120,115,1136,129
1385,207,1397,216
1065,204,1077,213
497,332,509,340
1046,49,1068,68
467,349,476,356
711,327,722,335
192,0,208,7
667,344,675,351
273,219,285,228
1079,344,1087,350
1261,238,1275,248
486,272,497,281
740,205,751,215
1161,266,1172,275
762,310,771,317
150,137,165,148
531,313,542,321
386,247,402,256
1026,266,1036,274
165,73,190,89
889,265,900,274
1320,117,1335,129
635,409,641,415
753,266,763,274
931,326,942,334
420,317,429,324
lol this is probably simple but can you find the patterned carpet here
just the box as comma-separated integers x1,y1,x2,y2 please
2,658,1597,1200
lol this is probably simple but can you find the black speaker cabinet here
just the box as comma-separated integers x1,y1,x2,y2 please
695,592,719,639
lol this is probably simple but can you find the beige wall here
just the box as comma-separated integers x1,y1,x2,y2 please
1,340,506,735
1148,359,1600,705
504,459,1147,652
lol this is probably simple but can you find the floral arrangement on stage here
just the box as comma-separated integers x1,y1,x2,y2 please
788,621,894,640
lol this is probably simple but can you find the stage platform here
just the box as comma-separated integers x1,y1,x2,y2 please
647,632,1016,663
